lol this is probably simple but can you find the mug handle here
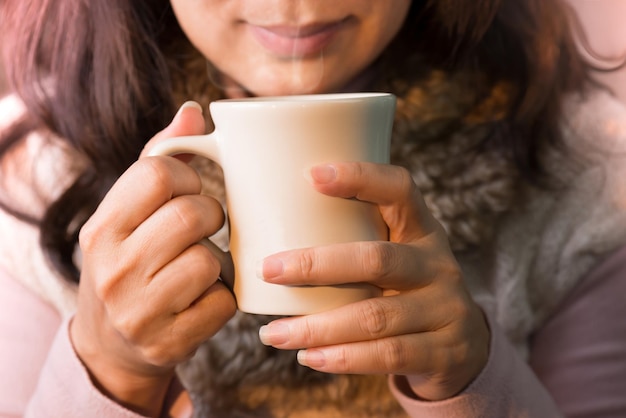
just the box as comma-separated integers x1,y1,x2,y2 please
147,133,221,164
147,133,233,287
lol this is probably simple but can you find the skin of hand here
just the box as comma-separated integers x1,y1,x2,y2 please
258,162,490,401
70,103,236,417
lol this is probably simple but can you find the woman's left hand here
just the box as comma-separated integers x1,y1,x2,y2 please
257,162,490,401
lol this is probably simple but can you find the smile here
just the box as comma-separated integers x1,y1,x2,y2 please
248,18,350,58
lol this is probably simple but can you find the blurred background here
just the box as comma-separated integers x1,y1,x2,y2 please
566,0,626,102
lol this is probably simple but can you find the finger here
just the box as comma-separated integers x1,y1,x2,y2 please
260,239,457,289
82,157,204,246
125,194,225,274
140,101,206,158
148,242,222,314
199,239,235,290
295,333,435,376
294,316,489,401
172,280,237,344
259,291,448,349
135,281,237,368
310,162,441,242
82,101,207,244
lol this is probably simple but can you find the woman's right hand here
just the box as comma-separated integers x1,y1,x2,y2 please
70,102,236,417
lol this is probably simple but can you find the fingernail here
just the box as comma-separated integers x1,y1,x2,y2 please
310,164,337,184
175,101,203,119
257,258,284,280
297,349,326,368
259,323,290,345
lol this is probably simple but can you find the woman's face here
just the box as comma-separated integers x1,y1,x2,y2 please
170,0,412,97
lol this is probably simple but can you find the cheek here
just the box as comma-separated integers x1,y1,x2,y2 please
171,0,235,59
179,21,250,87
329,1,412,83
314,4,411,89
367,1,412,53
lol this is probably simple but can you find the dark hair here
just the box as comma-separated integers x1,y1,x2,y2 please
0,0,590,282
1,0,180,280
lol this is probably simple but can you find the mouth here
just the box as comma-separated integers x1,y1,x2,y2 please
248,18,351,58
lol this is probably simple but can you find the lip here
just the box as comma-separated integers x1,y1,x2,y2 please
248,19,349,57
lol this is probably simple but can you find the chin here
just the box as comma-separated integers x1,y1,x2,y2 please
245,79,330,97
241,66,353,97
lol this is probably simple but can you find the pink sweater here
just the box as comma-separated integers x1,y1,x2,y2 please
2,245,626,417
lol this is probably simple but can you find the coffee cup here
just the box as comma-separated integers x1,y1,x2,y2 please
149,92,396,315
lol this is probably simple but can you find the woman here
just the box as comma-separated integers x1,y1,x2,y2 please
1,0,626,417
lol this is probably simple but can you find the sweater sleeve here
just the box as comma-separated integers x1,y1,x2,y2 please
24,320,150,418
0,268,61,417
0,269,147,418
529,244,626,416
388,315,561,417
389,244,626,417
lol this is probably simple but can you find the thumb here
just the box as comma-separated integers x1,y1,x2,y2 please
140,101,206,158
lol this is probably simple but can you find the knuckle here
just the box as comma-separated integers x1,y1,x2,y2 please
433,260,464,289
350,161,366,180
361,241,395,279
78,219,104,253
140,345,169,367
378,338,410,372
139,157,176,194
395,166,416,196
400,167,417,191
443,285,474,321
195,244,222,274
442,260,463,281
449,297,472,321
299,316,320,346
332,346,351,372
140,343,183,368
87,258,134,302
205,196,226,225
297,250,316,278
187,245,222,282
143,157,174,187
111,313,145,343
91,269,124,302
92,276,114,301
167,197,204,232
216,298,238,324
358,299,392,338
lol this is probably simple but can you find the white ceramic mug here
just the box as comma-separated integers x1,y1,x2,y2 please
149,92,396,315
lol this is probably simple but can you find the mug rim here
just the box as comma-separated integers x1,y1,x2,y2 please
214,92,394,104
